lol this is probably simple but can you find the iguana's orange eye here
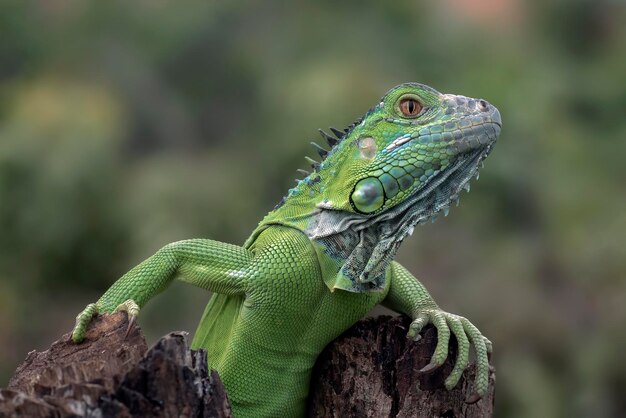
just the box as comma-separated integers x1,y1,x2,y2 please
398,98,422,117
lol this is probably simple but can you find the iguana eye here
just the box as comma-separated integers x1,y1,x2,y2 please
398,98,423,118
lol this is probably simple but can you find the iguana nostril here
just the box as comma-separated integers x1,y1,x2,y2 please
478,100,489,111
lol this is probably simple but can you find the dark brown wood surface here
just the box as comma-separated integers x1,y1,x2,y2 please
307,316,495,418
2,313,232,418
2,313,494,417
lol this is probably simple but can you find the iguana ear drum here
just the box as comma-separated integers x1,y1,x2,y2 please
350,177,385,213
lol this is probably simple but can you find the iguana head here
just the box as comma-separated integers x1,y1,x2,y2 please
256,83,501,292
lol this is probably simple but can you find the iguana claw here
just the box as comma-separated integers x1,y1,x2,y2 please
114,299,140,339
124,316,136,339
71,299,140,343
419,360,441,373
409,309,490,400
465,391,482,404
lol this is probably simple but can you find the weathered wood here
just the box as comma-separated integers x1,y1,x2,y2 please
2,313,232,418
8,312,147,395
307,316,495,418
2,313,494,417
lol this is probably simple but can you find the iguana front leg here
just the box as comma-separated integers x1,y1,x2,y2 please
383,261,492,401
72,239,252,343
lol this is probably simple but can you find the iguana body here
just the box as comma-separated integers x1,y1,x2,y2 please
72,83,501,417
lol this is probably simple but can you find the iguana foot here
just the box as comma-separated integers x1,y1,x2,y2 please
71,299,140,343
71,303,100,343
407,309,491,400
114,299,140,338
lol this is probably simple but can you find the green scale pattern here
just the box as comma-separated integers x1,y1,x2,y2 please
352,148,452,213
72,83,500,417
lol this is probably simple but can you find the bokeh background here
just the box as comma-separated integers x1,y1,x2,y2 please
1,0,625,416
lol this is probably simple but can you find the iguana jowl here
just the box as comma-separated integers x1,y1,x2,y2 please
72,83,501,417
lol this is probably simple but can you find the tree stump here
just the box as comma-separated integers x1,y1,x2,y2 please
2,313,232,418
308,316,495,417
1,313,494,417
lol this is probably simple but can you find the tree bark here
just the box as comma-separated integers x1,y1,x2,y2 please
2,313,494,417
2,313,232,418
307,315,495,417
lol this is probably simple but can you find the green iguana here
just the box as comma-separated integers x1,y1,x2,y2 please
72,82,501,417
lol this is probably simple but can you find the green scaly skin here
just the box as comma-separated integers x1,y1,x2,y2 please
72,83,501,417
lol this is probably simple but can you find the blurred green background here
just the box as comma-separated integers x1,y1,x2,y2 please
1,0,625,416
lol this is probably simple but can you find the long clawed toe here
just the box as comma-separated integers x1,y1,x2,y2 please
465,391,482,404
409,310,491,402
124,315,136,339
114,299,140,341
